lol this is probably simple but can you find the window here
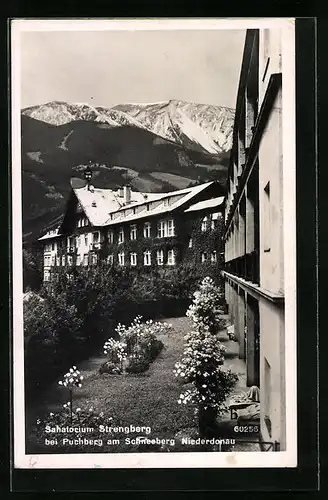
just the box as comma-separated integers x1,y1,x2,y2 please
75,236,80,247
201,252,207,263
144,222,151,238
211,251,217,263
91,253,98,265
108,230,114,244
144,251,151,266
118,227,124,244
156,249,164,266
188,238,193,248
167,219,175,237
84,234,88,246
130,252,137,266
201,217,208,232
83,254,88,266
118,252,125,266
157,220,165,238
62,256,66,266
93,232,99,243
44,270,50,282
107,254,114,265
56,256,60,266
157,219,175,238
76,254,81,266
263,182,271,252
77,218,81,228
67,256,73,266
51,256,55,265
167,249,176,266
130,224,137,240
211,219,216,230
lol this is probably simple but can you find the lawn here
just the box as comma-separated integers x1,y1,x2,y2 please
26,317,198,454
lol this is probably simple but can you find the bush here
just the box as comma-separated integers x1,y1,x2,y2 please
24,293,84,391
102,316,170,374
99,361,122,375
186,276,226,334
175,277,238,436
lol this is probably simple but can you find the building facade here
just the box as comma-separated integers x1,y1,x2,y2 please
39,179,225,282
223,29,285,449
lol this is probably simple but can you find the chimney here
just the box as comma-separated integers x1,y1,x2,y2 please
123,185,131,204
118,187,124,197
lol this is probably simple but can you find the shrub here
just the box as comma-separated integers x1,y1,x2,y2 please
174,326,237,414
175,277,238,436
99,360,122,375
102,316,170,374
24,293,84,390
186,276,226,334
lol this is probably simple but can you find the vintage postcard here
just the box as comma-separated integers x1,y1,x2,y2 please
11,17,297,469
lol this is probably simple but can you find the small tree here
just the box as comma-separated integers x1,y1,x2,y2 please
186,276,226,334
58,366,83,423
175,276,237,435
174,325,237,436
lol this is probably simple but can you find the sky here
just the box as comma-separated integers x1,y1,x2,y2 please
20,29,246,110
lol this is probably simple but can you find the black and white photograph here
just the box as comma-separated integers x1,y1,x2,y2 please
11,18,297,468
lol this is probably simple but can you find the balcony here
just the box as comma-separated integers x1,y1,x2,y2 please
225,251,259,285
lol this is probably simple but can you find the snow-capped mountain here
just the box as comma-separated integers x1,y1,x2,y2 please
113,99,235,153
21,99,235,155
22,101,100,126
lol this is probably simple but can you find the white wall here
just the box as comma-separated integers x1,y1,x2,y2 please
258,88,284,295
259,28,282,107
259,300,286,449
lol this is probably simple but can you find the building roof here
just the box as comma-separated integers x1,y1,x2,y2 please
38,228,63,241
73,181,216,227
184,196,224,213
73,185,165,227
38,180,221,241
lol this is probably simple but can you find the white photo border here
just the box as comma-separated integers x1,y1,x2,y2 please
11,17,297,469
